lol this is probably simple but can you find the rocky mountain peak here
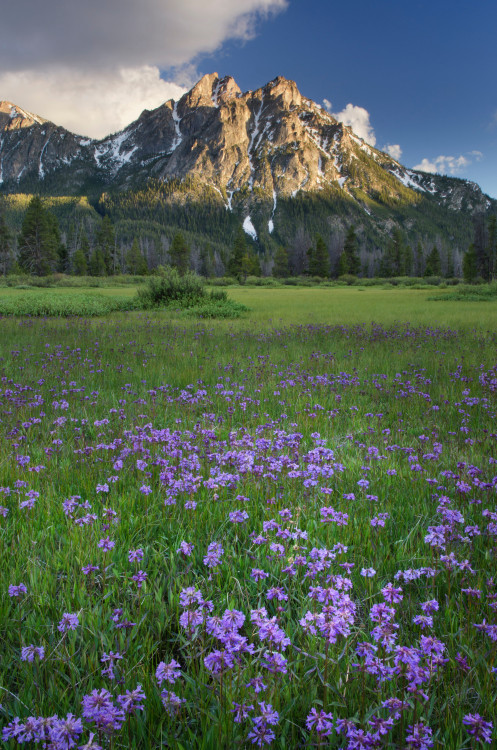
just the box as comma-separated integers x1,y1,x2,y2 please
0,100,46,131
261,76,303,109
0,73,493,237
181,73,219,109
214,75,242,105
179,73,242,110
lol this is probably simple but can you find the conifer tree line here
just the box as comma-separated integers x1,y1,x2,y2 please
1,194,496,282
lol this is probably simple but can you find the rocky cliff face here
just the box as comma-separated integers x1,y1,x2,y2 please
0,75,493,224
0,100,94,187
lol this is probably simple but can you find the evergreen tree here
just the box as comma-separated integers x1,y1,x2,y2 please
391,228,405,275
272,246,289,277
73,246,88,276
227,226,247,279
241,247,261,279
45,212,67,272
307,235,329,277
126,238,148,275
445,247,455,278
80,230,90,263
0,206,13,275
343,226,360,275
403,244,413,276
486,214,497,280
18,196,59,276
66,221,76,261
380,228,407,277
472,212,488,280
424,246,442,276
335,252,348,277
199,243,215,277
462,243,478,283
378,246,394,278
95,216,116,275
414,242,424,277
169,232,190,275
88,248,106,276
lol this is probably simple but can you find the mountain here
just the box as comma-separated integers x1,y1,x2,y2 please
0,74,495,262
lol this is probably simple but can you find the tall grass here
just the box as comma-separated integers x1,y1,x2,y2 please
0,303,495,747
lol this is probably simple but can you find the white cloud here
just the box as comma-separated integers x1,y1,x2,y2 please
0,0,288,71
413,154,475,175
0,0,288,137
413,158,438,174
0,66,186,138
322,99,333,113
384,144,402,161
332,103,376,146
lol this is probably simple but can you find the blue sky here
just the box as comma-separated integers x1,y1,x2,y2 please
1,0,496,196
185,0,497,197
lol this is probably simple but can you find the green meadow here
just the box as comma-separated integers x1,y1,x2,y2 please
0,284,496,328
0,285,496,748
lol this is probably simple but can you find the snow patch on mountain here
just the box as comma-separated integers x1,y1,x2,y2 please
8,103,44,125
211,79,221,107
170,102,183,153
39,136,51,179
268,189,277,233
93,131,138,170
243,215,257,240
392,168,427,192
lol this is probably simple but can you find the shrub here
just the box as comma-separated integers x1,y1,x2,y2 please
135,267,247,318
244,276,280,287
208,289,228,302
337,274,358,286
207,277,237,286
137,266,205,308
429,281,497,302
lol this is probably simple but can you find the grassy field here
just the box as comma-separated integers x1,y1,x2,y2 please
0,288,496,748
1,284,497,329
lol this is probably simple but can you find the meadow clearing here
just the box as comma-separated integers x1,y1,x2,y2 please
0,287,496,748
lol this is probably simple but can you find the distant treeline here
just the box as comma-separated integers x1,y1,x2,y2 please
0,194,495,283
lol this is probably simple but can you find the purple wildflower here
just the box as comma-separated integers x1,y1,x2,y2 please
100,651,123,680
156,659,181,685
203,542,224,568
176,541,194,556
97,536,115,551
229,509,249,523
246,676,267,693
9,583,27,597
21,645,45,662
306,707,334,736
204,649,234,675
132,570,147,589
160,690,186,716
361,567,376,578
116,684,146,714
463,714,493,744
231,702,254,723
406,722,434,749
58,612,79,632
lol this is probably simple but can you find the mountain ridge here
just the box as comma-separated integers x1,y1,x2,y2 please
0,73,494,260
